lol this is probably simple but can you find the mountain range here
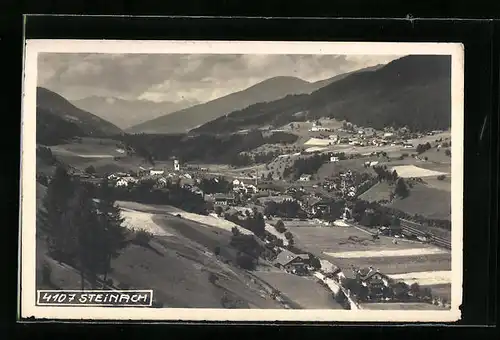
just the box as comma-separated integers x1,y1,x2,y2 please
71,96,199,129
126,66,382,134
36,87,123,145
193,55,451,134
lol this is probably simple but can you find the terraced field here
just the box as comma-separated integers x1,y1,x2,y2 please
288,225,452,302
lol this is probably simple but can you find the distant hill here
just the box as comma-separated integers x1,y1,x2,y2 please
194,55,451,134
71,96,198,129
127,75,341,134
36,87,123,145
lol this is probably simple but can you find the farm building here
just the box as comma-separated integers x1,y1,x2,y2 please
273,250,311,275
299,174,312,181
150,169,165,176
355,267,392,299
213,193,235,206
311,200,333,216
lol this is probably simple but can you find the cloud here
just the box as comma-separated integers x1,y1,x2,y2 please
38,53,403,103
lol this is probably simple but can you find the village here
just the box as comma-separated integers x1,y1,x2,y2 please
62,130,450,310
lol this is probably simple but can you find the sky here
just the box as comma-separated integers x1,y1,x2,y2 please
37,53,403,104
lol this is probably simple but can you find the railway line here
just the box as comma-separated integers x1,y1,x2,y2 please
399,219,451,250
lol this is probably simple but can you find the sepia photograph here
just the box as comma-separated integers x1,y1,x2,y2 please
20,40,463,322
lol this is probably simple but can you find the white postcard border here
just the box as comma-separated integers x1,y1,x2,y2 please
20,40,464,322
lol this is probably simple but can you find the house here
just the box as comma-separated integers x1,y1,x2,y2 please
329,134,339,141
311,200,332,215
157,177,169,187
150,169,165,176
378,225,403,236
213,193,235,206
403,143,414,149
355,267,391,299
383,132,395,139
245,184,258,194
330,156,339,162
299,174,312,181
115,179,128,187
273,250,310,275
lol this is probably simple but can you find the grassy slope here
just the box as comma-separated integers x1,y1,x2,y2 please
389,183,451,221
35,195,285,309
44,137,149,175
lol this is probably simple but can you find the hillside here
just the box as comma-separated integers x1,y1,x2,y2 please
71,96,198,129
128,76,330,134
36,87,123,144
194,55,451,134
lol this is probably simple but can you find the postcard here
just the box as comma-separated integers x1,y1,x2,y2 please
19,40,464,322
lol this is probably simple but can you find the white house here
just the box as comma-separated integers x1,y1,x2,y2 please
232,179,241,186
299,174,312,181
115,179,128,187
246,184,258,193
330,156,339,162
150,170,165,176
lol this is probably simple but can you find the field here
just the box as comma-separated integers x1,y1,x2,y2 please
288,225,451,299
253,271,343,309
357,177,451,221
389,183,451,221
390,165,448,178
358,182,393,202
44,138,150,175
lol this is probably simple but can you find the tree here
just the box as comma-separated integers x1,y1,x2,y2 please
394,178,409,198
410,282,421,298
236,252,256,270
96,178,128,282
250,212,266,237
66,183,105,290
215,206,223,216
85,165,96,175
445,149,451,157
284,231,293,240
41,165,78,264
308,253,321,270
274,219,286,233
391,170,398,181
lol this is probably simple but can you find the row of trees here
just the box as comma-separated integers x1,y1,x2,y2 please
263,199,306,219
283,153,347,180
225,210,267,238
416,142,432,154
117,130,297,166
198,176,232,194
87,178,208,214
372,165,399,182
40,166,128,289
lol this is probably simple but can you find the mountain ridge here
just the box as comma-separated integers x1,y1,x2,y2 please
36,87,123,145
126,69,379,134
193,55,451,134
71,96,199,129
